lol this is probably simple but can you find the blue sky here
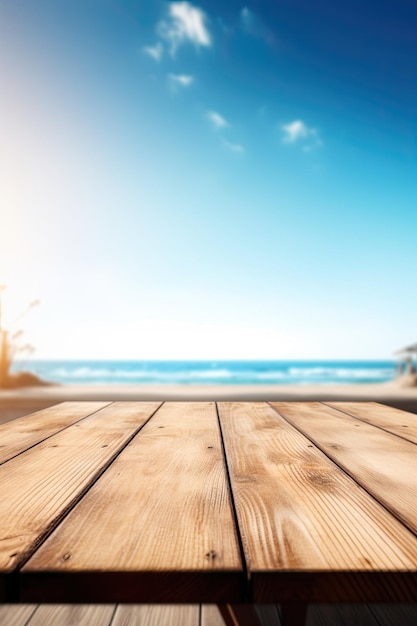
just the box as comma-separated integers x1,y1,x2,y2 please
1,0,416,359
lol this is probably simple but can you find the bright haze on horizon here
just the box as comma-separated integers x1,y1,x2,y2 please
1,0,416,360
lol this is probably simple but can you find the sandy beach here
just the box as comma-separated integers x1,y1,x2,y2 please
2,380,417,424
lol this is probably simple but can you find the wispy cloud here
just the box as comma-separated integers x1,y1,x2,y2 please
158,2,211,55
143,42,164,62
207,110,229,129
169,74,194,86
223,140,245,153
281,120,322,148
240,7,276,47
282,120,309,142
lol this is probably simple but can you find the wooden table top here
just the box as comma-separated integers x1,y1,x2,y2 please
1,400,417,605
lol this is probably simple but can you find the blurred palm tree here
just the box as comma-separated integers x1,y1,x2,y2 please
0,285,39,388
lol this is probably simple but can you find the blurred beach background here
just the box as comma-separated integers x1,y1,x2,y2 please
10,359,397,386
1,0,417,421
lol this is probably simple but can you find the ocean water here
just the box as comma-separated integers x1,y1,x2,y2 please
13,360,396,385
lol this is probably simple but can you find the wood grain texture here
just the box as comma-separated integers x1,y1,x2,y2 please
324,401,417,445
369,604,417,626
218,402,417,603
201,605,228,626
21,402,243,603
112,605,199,626
0,402,110,465
0,605,37,626
305,604,378,626
5,604,415,626
219,605,263,626
0,402,161,600
256,606,281,626
26,605,115,626
271,402,417,535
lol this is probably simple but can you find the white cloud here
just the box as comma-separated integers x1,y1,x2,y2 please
282,120,322,147
158,2,211,55
282,120,309,142
143,42,164,62
169,73,194,86
223,140,244,153
207,110,229,129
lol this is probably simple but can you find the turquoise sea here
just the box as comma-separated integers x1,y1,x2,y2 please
14,360,396,385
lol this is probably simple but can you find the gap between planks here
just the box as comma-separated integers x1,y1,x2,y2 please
3,604,417,626
215,403,251,601
0,402,163,602
5,403,416,608
269,402,417,537
20,403,243,604
219,402,417,603
0,402,112,466
321,401,417,446
0,605,224,626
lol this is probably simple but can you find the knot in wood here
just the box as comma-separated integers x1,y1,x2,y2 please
205,550,217,560
62,553,71,561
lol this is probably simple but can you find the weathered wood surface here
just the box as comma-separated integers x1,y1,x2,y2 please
21,402,243,603
0,402,110,465
26,604,115,626
113,605,199,626
256,606,281,626
2,400,417,612
324,401,417,445
219,604,263,626
0,402,160,601
0,604,37,626
271,402,417,535
369,604,417,626
218,402,417,603
4,604,417,626
201,604,229,626
305,604,381,626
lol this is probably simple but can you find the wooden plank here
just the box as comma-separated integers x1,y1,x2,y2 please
324,401,417,445
21,402,243,603
219,605,263,626
0,402,110,465
201,605,227,626
218,402,417,603
0,605,37,626
256,606,281,626
0,402,161,601
369,604,417,626
306,604,379,626
26,605,115,626
271,402,417,535
112,605,199,626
